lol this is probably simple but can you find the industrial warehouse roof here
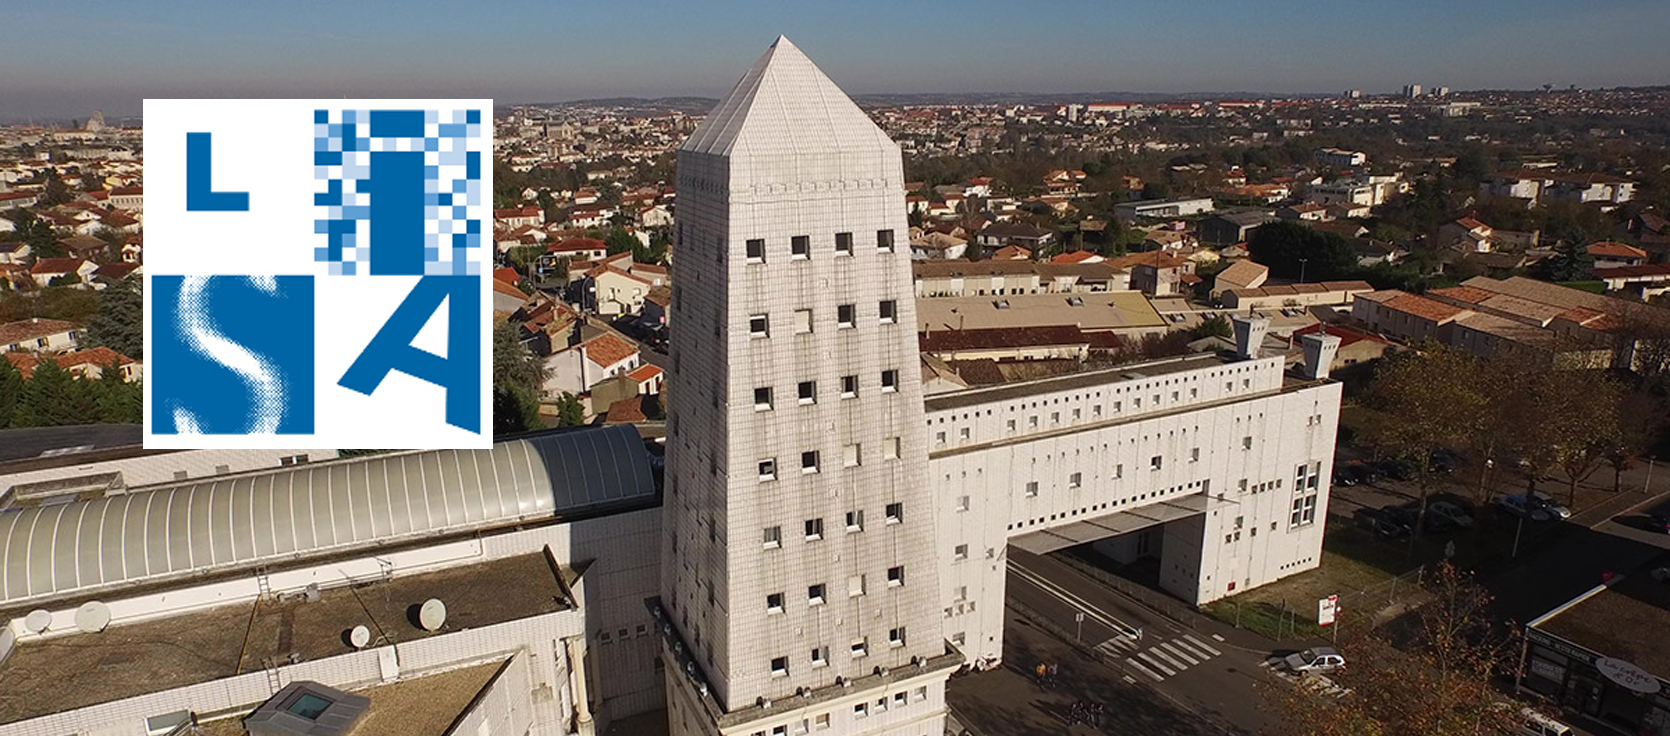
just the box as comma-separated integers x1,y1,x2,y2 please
0,424,655,608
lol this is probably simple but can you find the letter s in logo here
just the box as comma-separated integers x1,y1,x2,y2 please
152,275,315,436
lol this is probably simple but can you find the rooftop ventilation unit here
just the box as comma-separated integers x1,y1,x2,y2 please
245,681,369,736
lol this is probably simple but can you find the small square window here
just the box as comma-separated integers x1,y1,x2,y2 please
1069,472,1082,488
954,544,969,560
841,375,859,398
956,495,970,511
754,387,773,411
885,502,903,523
811,646,829,667
1150,455,1163,470
843,443,862,467
1006,418,1017,432
809,583,827,604
835,231,853,255
879,300,897,324
746,239,765,262
771,656,789,676
935,431,946,446
954,585,968,601
958,427,970,441
845,510,864,531
1242,436,1253,450
888,627,906,647
798,381,817,404
805,517,825,540
1024,480,1039,497
881,369,899,393
837,304,856,328
1190,447,1201,462
794,309,813,334
759,459,777,481
851,639,869,658
815,713,830,729
887,565,905,586
893,692,907,706
767,592,785,612
801,451,820,474
854,703,868,718
749,314,769,337
884,437,901,459
913,686,927,701
876,229,895,252
791,235,810,259
763,526,781,548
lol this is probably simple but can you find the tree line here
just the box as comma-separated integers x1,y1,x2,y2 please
0,356,141,428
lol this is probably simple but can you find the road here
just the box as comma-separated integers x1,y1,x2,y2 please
999,548,1293,734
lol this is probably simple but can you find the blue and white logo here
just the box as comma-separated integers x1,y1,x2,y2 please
144,99,493,449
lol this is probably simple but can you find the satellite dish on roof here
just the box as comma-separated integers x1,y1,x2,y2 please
23,609,52,633
418,598,447,631
74,601,111,633
349,625,371,649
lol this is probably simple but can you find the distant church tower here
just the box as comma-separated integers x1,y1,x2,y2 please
85,110,105,133
659,36,955,736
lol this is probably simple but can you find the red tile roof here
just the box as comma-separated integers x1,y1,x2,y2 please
604,396,647,423
30,258,86,275
1428,286,1497,305
1383,293,1465,323
626,364,664,383
1587,241,1648,259
0,317,81,344
583,333,638,367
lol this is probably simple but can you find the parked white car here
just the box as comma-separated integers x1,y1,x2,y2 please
1528,491,1572,520
1280,646,1346,674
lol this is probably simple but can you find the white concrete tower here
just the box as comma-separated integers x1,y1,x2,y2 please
661,37,954,736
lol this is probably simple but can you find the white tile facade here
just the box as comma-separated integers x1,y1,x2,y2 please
662,37,950,736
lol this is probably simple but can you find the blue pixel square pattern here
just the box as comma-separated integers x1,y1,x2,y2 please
313,108,485,277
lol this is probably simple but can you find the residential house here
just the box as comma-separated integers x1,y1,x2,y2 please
547,237,610,262
1439,217,1495,253
636,204,673,228
1199,212,1273,246
4,346,141,382
642,286,671,328
975,221,1055,254
544,332,641,397
120,235,142,264
1277,202,1330,222
583,254,667,316
1348,238,1405,267
1109,251,1197,297
0,191,39,210
1050,250,1103,265
90,262,140,289
29,258,99,287
991,244,1032,261
1546,173,1635,205
1594,264,1670,300
1314,148,1367,168
1138,229,1196,252
1588,241,1648,269
1212,260,1268,298
59,234,109,261
107,186,142,211
0,317,82,353
0,242,32,265
494,207,544,230
908,229,969,260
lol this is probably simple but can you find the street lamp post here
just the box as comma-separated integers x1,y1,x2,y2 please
1298,257,1309,285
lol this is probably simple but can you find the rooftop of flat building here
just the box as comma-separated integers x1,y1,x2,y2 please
1533,566,1670,681
197,659,510,736
915,291,1166,334
0,552,572,724
924,351,1274,413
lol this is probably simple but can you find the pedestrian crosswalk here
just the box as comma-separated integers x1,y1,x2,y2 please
1092,632,1222,682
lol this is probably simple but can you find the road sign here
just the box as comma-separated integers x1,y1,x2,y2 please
1318,594,1339,626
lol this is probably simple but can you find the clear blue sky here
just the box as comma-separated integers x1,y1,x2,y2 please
5,0,1667,120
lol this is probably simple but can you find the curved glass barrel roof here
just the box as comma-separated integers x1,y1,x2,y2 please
0,425,654,608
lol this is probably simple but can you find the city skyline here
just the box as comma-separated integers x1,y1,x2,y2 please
6,0,1670,120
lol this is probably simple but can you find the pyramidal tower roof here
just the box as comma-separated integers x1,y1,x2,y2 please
681,36,894,158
